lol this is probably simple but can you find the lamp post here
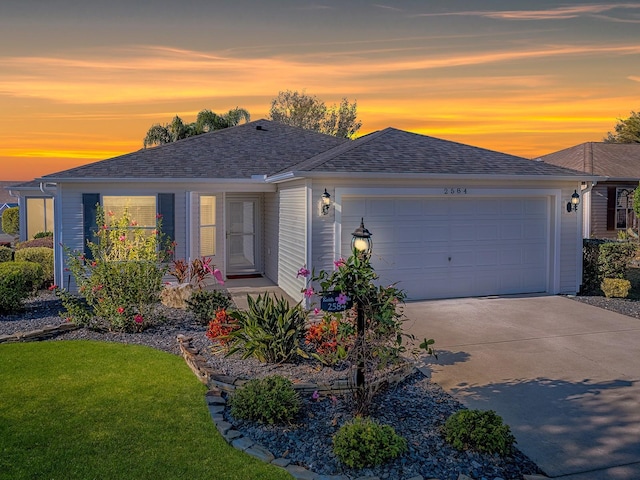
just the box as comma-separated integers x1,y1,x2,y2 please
351,218,372,391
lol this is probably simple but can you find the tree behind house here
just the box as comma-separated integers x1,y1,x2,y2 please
268,90,362,138
604,110,640,143
143,107,250,148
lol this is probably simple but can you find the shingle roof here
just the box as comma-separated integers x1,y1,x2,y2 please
40,120,348,181
0,181,26,203
38,121,590,183
281,128,587,177
537,142,640,179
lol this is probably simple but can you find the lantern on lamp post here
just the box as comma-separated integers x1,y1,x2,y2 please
351,218,372,256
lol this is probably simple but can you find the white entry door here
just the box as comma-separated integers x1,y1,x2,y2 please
226,199,259,275
342,196,550,300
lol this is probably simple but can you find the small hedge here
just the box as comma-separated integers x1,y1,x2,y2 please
601,278,632,298
14,247,53,288
186,289,233,325
443,409,516,456
228,375,300,425
583,239,637,293
332,417,407,468
15,236,54,250
1,206,19,236
0,245,12,262
0,262,39,313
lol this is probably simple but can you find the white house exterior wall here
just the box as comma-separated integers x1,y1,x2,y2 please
277,181,309,301
54,182,270,290
263,191,279,283
309,179,583,300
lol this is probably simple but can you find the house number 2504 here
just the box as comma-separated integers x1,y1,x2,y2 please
444,188,467,194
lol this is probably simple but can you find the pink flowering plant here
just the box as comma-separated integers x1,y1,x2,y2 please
57,205,171,332
302,249,434,369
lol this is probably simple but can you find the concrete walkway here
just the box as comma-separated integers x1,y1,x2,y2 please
403,295,640,480
223,276,297,310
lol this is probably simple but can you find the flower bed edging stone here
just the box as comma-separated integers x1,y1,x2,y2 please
177,334,432,480
0,323,78,343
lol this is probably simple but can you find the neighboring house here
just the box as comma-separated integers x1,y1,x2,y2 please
4,180,55,241
32,120,596,301
537,143,640,239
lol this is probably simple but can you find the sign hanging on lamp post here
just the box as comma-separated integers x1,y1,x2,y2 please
320,291,353,312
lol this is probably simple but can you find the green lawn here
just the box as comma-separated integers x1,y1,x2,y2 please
0,340,291,480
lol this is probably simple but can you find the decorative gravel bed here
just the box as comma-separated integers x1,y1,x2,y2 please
0,290,556,480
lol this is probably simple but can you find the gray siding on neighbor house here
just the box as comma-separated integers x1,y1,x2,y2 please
277,181,308,301
263,191,279,283
588,182,637,240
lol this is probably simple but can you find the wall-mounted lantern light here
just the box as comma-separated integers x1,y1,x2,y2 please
321,188,331,215
351,217,372,256
567,190,580,213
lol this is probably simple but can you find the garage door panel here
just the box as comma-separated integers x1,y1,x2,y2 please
342,196,549,300
395,199,423,215
476,224,500,240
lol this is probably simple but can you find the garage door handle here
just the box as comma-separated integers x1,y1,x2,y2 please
448,256,451,262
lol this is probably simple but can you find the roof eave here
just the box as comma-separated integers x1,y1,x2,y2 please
270,171,603,183
36,176,270,184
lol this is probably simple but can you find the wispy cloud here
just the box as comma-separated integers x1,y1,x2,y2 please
372,4,402,12
629,76,640,82
412,3,640,20
1,42,639,105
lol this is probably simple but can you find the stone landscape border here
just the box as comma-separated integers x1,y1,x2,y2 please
176,334,432,480
0,323,78,343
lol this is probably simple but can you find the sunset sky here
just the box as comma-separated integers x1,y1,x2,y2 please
1,0,639,181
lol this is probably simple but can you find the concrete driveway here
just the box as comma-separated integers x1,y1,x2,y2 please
403,295,640,480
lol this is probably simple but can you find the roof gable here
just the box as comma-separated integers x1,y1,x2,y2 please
41,120,348,181
283,128,585,177
538,142,640,178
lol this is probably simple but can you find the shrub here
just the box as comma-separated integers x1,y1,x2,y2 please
1,206,19,236
227,293,308,363
186,289,233,325
332,417,407,468
443,409,516,456
0,263,30,313
598,241,637,279
583,240,638,293
0,245,13,262
14,247,54,288
0,261,44,294
61,206,170,332
33,231,53,239
228,375,300,425
15,236,54,249
205,309,239,347
601,278,632,298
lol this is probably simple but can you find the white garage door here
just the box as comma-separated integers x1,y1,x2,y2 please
341,196,549,300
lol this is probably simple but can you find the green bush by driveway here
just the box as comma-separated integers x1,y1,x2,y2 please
0,341,291,480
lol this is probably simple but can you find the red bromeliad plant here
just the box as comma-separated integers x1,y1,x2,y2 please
205,309,239,348
168,257,224,289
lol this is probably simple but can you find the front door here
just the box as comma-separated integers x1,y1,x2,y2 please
226,198,260,275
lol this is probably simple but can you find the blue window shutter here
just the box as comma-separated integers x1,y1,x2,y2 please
158,193,175,244
82,193,100,259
